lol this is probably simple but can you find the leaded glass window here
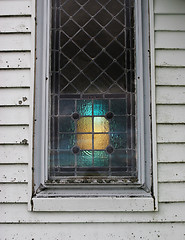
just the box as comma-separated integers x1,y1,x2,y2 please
49,0,136,183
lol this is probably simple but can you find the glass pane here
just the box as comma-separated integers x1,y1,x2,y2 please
94,134,109,150
77,151,92,167
94,117,109,132
50,0,136,180
77,134,92,149
77,117,92,132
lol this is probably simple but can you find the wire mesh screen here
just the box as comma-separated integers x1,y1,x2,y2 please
49,0,136,183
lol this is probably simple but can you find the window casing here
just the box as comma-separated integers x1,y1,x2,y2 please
32,0,157,211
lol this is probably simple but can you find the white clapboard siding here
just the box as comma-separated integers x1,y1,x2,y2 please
158,144,185,163
155,15,185,31
0,69,30,87
0,126,29,144
0,34,31,51
0,107,29,125
0,184,28,203
156,68,185,86
0,165,28,183
0,145,29,164
154,0,185,14
0,52,31,69
0,0,31,16
159,183,185,202
158,163,185,182
157,125,185,143
157,86,185,104
0,17,31,33
156,50,185,67
1,223,185,240
157,105,185,123
155,32,185,49
0,88,29,106
1,203,185,223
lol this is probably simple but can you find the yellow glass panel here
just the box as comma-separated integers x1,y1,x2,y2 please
77,117,92,132
94,134,109,150
77,134,92,149
94,117,109,133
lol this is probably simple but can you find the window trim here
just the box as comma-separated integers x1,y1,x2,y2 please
31,0,158,212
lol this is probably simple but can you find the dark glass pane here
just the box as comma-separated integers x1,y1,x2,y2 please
59,117,75,132
111,150,127,167
77,100,92,116
77,151,92,167
94,151,109,167
94,99,109,116
110,133,127,149
59,100,75,115
59,134,75,150
110,116,127,132
59,151,75,166
111,99,126,115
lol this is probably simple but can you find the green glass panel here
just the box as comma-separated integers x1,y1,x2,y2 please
110,133,127,149
111,99,126,115
59,134,75,149
77,100,92,116
77,150,92,167
94,99,109,116
94,151,109,167
59,100,75,115
58,151,75,166
110,116,126,132
59,117,75,132
111,150,127,167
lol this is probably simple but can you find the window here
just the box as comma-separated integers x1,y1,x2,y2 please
33,0,157,211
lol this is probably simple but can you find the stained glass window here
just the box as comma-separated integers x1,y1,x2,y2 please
49,0,136,183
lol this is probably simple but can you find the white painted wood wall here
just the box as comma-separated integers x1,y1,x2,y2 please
0,0,185,239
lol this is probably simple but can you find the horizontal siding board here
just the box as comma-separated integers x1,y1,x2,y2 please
1,203,185,223
0,69,30,87
159,183,185,202
0,0,31,16
0,126,29,144
1,223,185,239
0,145,29,164
158,144,185,163
0,184,28,203
156,68,185,86
158,163,185,182
154,0,185,13
0,165,28,183
155,32,185,49
157,125,185,143
157,86,185,104
155,15,185,31
157,105,185,123
156,50,185,67
0,88,29,106
0,107,29,125
0,34,31,51
0,17,31,33
0,52,31,69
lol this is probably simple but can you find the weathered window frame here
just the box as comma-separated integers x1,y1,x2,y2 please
30,0,158,212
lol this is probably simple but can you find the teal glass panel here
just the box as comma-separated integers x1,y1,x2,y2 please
94,151,109,167
59,117,75,132
77,150,92,167
94,99,109,116
111,99,126,115
77,100,92,116
59,100,75,115
110,133,127,149
58,151,75,166
59,134,75,149
111,150,127,167
110,116,126,132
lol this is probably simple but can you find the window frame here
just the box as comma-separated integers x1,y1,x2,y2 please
31,0,158,212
